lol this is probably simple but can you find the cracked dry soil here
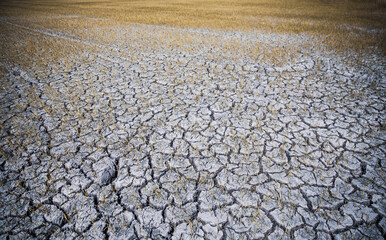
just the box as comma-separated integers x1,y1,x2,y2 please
0,16,385,239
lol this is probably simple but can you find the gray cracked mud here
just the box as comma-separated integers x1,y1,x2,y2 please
0,16,385,239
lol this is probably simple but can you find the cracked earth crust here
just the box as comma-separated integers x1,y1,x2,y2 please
0,16,385,239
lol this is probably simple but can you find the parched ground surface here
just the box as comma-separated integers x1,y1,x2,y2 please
0,16,385,239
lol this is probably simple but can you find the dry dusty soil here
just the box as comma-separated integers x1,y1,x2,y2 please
0,15,385,239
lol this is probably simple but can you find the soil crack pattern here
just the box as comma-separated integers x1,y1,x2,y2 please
0,16,385,239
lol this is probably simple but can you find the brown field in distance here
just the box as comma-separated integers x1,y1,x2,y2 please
1,0,385,28
0,0,385,73
1,0,385,56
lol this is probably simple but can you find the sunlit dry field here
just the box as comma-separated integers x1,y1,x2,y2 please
0,0,385,239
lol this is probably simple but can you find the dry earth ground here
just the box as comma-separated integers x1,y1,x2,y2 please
0,0,385,239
